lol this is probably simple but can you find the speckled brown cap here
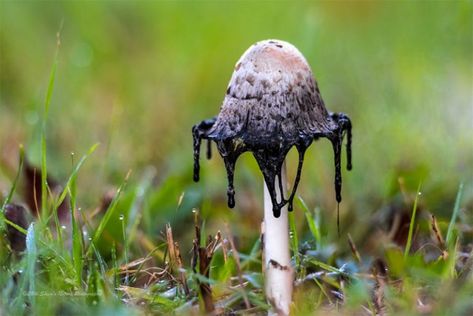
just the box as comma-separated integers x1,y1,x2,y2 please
193,39,352,218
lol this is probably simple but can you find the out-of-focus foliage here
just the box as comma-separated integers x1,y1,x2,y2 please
1,1,471,213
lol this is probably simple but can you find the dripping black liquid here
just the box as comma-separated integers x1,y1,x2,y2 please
192,113,352,218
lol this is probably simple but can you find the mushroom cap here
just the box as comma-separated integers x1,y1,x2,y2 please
193,39,353,217
209,39,336,147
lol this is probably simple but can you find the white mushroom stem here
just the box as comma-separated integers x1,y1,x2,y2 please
263,161,293,316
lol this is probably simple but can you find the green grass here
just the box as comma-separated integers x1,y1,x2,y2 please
446,182,464,248
0,1,472,315
404,182,421,258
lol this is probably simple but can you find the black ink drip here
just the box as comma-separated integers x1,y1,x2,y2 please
192,113,352,220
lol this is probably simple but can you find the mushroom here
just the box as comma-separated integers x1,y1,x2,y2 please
192,39,352,315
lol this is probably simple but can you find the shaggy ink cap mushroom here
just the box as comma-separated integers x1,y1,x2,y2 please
193,39,352,218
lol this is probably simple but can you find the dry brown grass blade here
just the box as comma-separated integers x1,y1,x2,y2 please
347,233,361,263
430,214,449,260
221,238,228,263
192,210,222,314
430,214,448,253
119,256,152,272
166,223,177,264
165,223,190,295
430,214,445,248
372,259,387,316
198,243,215,314
174,241,190,295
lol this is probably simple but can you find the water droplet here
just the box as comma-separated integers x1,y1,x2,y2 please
119,214,124,221
83,230,88,236
418,192,422,196
18,269,23,274
77,207,82,212
61,225,66,230
88,237,92,241
192,208,197,214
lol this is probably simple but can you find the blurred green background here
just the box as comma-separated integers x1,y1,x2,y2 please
0,1,471,249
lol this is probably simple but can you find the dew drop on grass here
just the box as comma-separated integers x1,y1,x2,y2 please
61,225,66,230
18,269,23,274
119,214,124,221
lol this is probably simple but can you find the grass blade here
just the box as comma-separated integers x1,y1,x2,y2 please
87,170,131,255
69,153,84,288
288,211,300,267
309,259,348,277
446,182,464,248
40,29,61,221
55,143,99,209
26,223,37,309
41,58,58,219
120,213,129,286
87,262,100,306
404,182,421,258
0,145,25,235
297,197,321,248
1,145,24,213
126,168,155,248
